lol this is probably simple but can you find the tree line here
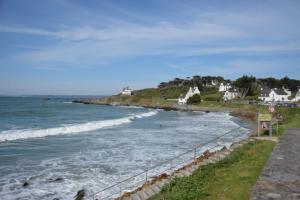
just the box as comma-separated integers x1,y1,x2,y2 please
158,75,300,97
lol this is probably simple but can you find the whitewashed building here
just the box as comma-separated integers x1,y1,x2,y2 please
178,86,200,105
219,83,232,92
283,87,292,97
258,87,289,102
206,80,218,87
223,89,239,101
292,88,300,102
121,86,133,96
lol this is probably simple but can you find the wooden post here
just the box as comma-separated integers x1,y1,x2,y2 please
257,113,260,137
193,148,196,164
145,170,148,183
269,116,272,137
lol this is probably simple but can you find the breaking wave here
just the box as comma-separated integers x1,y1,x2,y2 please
0,110,158,142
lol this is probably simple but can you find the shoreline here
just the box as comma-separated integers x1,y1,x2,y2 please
72,99,257,122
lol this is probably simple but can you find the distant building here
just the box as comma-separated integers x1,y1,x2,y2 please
206,80,218,87
283,87,292,97
223,88,239,101
121,86,133,96
178,86,200,105
258,86,289,102
219,83,232,92
291,88,300,102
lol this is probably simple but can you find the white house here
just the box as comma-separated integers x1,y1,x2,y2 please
258,87,289,102
223,89,239,101
219,83,232,92
121,86,133,96
283,87,292,97
178,86,200,105
206,80,218,87
291,88,300,102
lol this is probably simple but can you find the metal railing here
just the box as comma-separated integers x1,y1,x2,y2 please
88,126,246,200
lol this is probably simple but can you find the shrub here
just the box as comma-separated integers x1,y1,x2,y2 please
187,94,201,105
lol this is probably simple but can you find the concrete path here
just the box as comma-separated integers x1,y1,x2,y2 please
251,129,300,200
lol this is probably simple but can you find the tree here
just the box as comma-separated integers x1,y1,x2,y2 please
187,94,201,105
280,76,300,92
258,76,300,92
233,75,258,98
258,77,281,88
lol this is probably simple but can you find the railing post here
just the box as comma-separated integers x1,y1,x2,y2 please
193,148,196,164
88,127,242,200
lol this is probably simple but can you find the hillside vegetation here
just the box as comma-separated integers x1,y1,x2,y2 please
86,75,300,107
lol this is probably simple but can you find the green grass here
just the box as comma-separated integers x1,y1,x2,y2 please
149,141,275,200
275,107,300,136
201,92,222,101
91,86,189,107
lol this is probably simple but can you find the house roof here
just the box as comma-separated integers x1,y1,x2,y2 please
260,86,288,96
273,88,287,95
260,86,271,97
192,87,199,93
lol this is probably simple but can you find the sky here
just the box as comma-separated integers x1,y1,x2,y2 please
0,0,300,95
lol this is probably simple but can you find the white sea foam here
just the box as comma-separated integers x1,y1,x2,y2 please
0,110,251,200
0,110,158,142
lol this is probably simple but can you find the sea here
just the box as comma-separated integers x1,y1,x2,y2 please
0,96,251,200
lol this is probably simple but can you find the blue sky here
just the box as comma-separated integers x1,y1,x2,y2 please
0,0,300,95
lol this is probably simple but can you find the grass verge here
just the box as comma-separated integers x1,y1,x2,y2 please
149,140,275,200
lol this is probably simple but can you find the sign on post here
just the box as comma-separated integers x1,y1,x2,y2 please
268,105,275,113
257,113,273,137
258,113,272,121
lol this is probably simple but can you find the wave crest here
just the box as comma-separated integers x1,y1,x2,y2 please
0,110,158,142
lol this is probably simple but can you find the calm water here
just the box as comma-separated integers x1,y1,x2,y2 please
0,96,250,200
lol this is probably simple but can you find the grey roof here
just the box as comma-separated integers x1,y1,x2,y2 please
273,88,287,95
260,86,288,96
260,86,271,97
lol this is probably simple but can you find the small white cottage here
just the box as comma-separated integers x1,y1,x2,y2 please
291,88,300,102
258,87,290,102
121,86,132,96
206,80,218,87
178,86,200,105
283,87,292,97
223,89,239,101
219,83,232,92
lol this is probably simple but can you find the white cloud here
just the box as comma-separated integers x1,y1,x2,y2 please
0,26,58,37
2,0,300,69
1,20,247,42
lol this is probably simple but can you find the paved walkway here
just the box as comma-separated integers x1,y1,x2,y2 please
251,129,300,200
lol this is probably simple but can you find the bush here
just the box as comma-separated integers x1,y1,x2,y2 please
187,94,201,105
